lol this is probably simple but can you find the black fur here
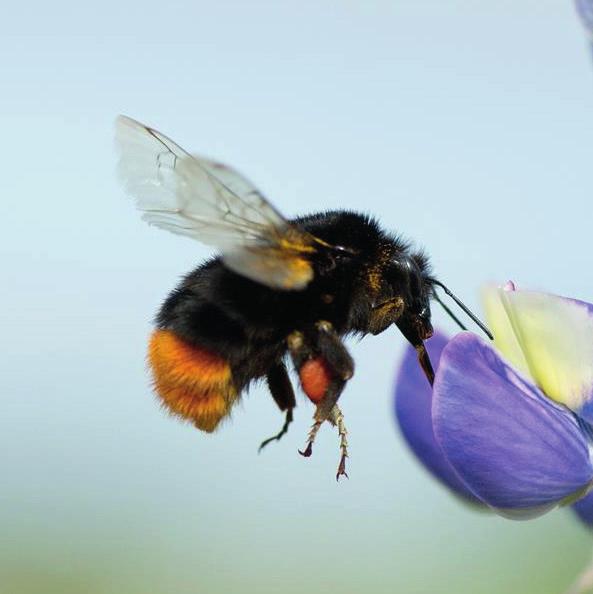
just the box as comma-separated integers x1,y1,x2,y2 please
155,210,433,392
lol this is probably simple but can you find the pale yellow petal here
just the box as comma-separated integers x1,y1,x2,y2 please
500,290,593,413
481,285,530,377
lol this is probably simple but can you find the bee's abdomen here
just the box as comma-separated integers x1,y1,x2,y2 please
148,330,237,432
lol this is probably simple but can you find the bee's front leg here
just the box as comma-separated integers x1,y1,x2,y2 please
287,321,354,479
368,296,405,335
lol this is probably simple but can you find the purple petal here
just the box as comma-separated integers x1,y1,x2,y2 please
433,333,593,518
576,0,593,34
573,491,593,528
394,331,482,503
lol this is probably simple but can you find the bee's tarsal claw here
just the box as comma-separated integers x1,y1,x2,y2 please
336,454,349,481
299,442,313,457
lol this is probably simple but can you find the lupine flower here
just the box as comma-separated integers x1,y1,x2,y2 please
566,491,593,594
395,283,593,519
573,490,593,528
395,331,485,506
576,0,593,36
576,0,593,60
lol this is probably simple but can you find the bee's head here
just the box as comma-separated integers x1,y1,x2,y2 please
387,252,493,386
389,252,434,341
383,252,436,384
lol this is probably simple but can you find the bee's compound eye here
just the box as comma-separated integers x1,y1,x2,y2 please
419,307,430,319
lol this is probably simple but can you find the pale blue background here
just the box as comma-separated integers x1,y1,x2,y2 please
2,1,593,593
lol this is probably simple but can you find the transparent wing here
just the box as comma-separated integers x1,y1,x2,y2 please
195,157,266,205
115,115,316,289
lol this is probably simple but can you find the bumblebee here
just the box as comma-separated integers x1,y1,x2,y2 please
115,116,491,480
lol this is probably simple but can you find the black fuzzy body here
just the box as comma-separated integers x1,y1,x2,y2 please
156,210,428,391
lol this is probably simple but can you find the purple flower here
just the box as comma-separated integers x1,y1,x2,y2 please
573,490,593,528
576,0,593,36
576,0,593,61
395,283,593,518
395,331,483,505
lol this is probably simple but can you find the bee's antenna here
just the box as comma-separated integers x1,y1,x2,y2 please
430,279,494,340
433,291,468,332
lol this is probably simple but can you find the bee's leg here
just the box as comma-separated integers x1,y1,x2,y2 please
298,412,328,458
327,404,349,480
288,322,354,475
368,296,405,336
287,331,318,450
258,362,297,452
309,320,354,420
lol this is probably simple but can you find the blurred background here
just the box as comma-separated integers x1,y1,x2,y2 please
2,1,593,592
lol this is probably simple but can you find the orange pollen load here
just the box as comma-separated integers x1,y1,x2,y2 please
299,357,333,404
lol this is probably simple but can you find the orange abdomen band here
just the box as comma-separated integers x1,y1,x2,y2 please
148,330,236,432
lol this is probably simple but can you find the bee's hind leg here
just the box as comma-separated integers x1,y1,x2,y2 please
258,362,296,452
288,322,354,479
327,404,349,480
